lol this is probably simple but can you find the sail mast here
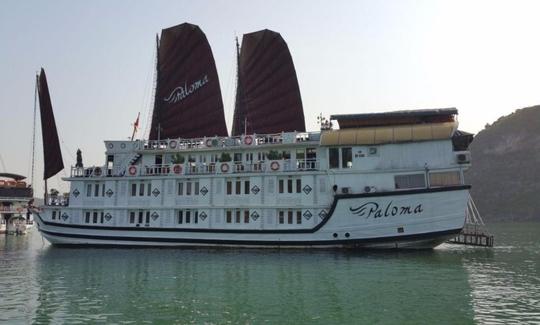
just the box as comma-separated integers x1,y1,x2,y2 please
31,73,38,187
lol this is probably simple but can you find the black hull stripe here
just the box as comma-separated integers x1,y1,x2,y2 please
38,185,470,234
40,228,463,246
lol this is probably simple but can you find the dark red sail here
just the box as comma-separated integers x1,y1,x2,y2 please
149,23,228,140
232,29,306,135
38,68,64,180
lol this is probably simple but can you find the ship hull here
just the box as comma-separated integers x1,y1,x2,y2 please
35,186,468,249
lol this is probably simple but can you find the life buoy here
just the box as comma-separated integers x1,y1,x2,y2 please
94,167,102,177
173,164,183,174
270,161,280,171
205,138,213,147
220,163,229,173
169,140,177,149
128,166,137,176
244,135,253,145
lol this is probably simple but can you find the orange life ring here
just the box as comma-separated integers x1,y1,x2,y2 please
128,166,137,176
244,135,253,145
173,164,183,174
169,140,177,149
220,163,229,173
270,161,280,171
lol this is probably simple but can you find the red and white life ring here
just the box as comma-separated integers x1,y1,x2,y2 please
173,164,183,174
270,161,280,171
94,167,102,177
220,163,229,173
244,135,253,145
128,166,137,176
169,140,177,149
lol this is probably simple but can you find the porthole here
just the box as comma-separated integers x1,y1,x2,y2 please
332,233,338,238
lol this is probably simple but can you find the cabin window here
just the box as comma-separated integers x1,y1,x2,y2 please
296,179,302,193
278,211,285,224
178,211,183,224
194,182,200,195
279,180,284,193
186,210,191,223
100,212,104,224
235,181,241,195
245,153,253,162
145,211,150,224
101,184,105,197
147,184,151,196
178,183,184,195
395,174,426,189
429,171,461,187
296,211,302,224
288,211,293,224
194,211,199,224
244,181,250,195
244,210,250,223
234,153,242,162
341,147,352,168
93,212,98,223
131,184,136,196
186,182,192,195
87,184,92,197
139,183,145,196
52,211,56,220
235,210,241,223
130,212,135,224
86,212,91,223
94,184,99,197
329,148,339,169
138,211,143,224
226,181,232,195
226,210,232,223
282,151,291,159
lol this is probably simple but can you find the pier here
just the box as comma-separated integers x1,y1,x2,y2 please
447,196,494,247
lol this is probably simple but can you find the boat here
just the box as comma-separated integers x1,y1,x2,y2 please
0,173,34,234
33,23,473,248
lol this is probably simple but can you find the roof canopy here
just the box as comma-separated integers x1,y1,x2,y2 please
0,173,26,181
331,108,458,129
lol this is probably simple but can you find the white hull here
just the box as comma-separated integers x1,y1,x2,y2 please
35,186,468,249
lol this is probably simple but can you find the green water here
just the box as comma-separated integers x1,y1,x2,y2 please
1,223,539,324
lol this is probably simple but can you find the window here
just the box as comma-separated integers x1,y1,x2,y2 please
131,183,136,196
52,211,56,220
130,212,135,224
138,211,143,224
94,184,99,197
429,171,461,187
178,211,183,224
234,153,242,162
178,183,184,195
186,182,192,195
145,211,150,224
186,210,191,223
341,147,352,168
194,182,200,195
235,181,241,195
100,212,104,224
282,151,291,159
296,179,302,193
147,184,151,196
296,211,302,224
279,180,284,193
226,181,232,195
244,181,250,195
194,211,198,224
395,174,426,189
93,212,98,223
101,184,105,197
279,211,284,224
329,148,339,169
244,210,250,223
85,212,91,223
139,183,145,196
288,211,293,224
288,179,293,193
235,210,241,223
87,184,92,197
226,210,232,223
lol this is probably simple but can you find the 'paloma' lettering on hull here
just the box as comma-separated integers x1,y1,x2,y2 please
164,75,209,104
349,201,423,219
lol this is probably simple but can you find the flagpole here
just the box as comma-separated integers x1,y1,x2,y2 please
130,112,140,141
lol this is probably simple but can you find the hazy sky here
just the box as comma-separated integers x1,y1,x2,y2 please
1,0,540,194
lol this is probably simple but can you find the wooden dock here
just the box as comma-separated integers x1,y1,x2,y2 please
447,196,494,247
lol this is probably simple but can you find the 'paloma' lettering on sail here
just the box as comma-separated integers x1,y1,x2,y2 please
349,201,423,219
164,75,209,104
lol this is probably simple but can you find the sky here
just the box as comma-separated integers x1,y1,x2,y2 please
1,0,540,195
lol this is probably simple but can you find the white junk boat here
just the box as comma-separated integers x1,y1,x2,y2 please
34,23,473,249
